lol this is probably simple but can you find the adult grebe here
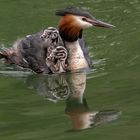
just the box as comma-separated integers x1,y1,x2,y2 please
0,7,114,74
56,6,114,71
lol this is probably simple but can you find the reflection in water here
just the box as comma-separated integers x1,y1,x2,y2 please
25,72,121,131
26,74,71,103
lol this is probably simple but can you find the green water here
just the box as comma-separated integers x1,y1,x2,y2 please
0,0,140,140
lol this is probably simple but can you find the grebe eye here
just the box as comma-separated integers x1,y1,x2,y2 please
82,18,87,21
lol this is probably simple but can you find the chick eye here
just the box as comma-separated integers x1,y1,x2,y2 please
82,18,87,21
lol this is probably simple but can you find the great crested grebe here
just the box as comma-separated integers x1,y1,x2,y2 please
0,7,114,74
56,6,114,71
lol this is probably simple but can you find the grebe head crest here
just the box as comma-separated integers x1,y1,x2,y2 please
56,7,114,42
56,6,114,28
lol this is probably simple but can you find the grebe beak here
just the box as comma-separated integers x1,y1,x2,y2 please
86,18,115,28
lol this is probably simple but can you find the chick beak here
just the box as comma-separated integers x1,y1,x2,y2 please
87,18,115,28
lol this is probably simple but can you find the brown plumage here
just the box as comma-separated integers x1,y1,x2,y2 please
59,15,82,42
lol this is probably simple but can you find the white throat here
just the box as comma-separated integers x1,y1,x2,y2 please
65,41,88,71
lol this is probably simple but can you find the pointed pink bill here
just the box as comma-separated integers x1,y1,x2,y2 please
87,18,115,28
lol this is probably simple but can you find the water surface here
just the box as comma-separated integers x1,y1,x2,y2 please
0,0,140,140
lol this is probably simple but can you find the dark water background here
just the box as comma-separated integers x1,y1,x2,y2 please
0,0,140,140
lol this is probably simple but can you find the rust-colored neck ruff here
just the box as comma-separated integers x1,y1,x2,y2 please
58,15,82,42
